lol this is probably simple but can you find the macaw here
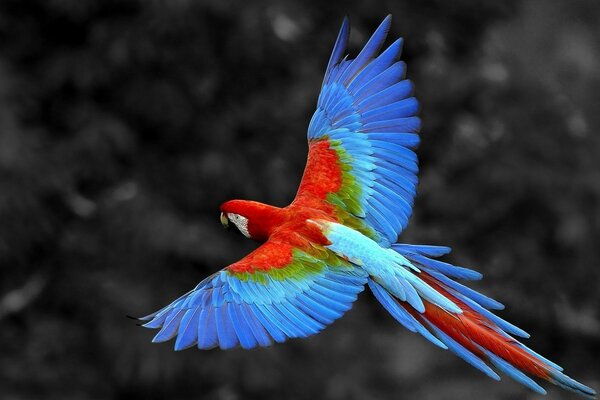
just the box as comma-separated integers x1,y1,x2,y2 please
136,15,595,398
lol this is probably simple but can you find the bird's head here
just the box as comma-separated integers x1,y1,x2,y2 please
219,199,286,241
220,200,251,238
220,210,251,238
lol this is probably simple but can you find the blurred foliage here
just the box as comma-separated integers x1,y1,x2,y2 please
0,0,599,399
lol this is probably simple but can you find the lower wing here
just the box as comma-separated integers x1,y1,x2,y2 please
136,231,368,350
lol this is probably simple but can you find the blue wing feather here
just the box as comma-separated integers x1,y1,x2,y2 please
215,304,239,350
347,38,402,92
248,303,287,343
354,62,407,101
358,80,414,109
227,303,257,349
323,17,349,86
174,307,201,350
197,308,218,349
362,98,420,122
152,309,185,343
339,15,392,85
238,303,273,346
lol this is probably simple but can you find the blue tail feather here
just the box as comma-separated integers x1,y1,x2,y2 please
483,348,547,395
426,322,501,381
549,370,597,399
368,279,447,349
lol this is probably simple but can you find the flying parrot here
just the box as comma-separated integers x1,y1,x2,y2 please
136,15,596,398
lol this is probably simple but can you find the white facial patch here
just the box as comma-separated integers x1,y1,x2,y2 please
227,213,250,238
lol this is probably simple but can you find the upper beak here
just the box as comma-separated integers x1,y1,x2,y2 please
220,212,229,230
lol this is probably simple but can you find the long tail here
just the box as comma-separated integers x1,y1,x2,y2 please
369,243,596,398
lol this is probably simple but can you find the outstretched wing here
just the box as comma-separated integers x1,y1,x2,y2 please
293,15,420,247
138,231,367,350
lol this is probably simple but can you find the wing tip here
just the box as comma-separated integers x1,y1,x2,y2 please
323,15,351,84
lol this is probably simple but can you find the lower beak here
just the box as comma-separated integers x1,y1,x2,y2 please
220,212,229,230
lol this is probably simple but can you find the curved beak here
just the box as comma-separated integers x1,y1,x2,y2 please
220,212,229,230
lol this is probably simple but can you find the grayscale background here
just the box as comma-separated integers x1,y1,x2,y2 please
0,0,598,399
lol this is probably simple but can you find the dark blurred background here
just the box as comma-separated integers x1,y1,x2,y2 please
1,0,599,399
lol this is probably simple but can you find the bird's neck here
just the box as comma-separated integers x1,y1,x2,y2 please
222,200,287,241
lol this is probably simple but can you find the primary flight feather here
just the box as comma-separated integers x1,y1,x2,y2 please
136,15,596,398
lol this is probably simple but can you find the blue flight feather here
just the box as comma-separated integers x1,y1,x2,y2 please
363,116,421,133
340,15,392,85
373,180,413,213
174,307,201,350
373,148,419,173
362,98,419,122
142,311,168,329
248,303,287,343
294,294,336,325
374,159,418,184
348,38,403,93
371,140,418,162
323,17,349,86
256,303,298,338
367,132,420,148
272,302,307,335
239,303,273,346
215,304,239,350
152,309,185,343
197,308,218,349
358,80,414,110
368,194,405,236
354,62,406,101
365,204,397,243
312,281,357,304
228,303,257,349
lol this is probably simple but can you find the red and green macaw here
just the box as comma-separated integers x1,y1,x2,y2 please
137,15,595,398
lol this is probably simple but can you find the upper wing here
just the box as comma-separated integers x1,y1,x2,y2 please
138,230,367,350
293,16,420,247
